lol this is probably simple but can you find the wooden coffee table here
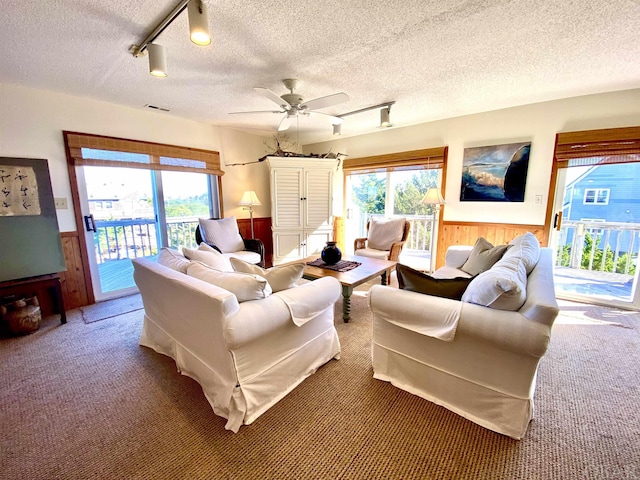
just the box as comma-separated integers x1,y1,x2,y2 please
298,254,397,323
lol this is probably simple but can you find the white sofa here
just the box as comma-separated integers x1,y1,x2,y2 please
369,236,559,439
132,255,341,432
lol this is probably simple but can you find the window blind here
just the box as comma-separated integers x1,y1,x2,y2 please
64,131,223,176
554,126,640,168
343,147,447,175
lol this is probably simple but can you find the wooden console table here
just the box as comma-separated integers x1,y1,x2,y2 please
0,273,67,324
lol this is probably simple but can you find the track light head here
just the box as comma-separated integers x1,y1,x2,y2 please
188,0,211,46
380,106,392,127
148,43,168,77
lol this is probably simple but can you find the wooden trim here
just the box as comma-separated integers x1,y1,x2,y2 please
59,231,90,309
63,144,95,305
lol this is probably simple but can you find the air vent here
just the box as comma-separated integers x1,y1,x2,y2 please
144,104,170,112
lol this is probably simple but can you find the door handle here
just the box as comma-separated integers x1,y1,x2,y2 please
84,214,96,232
553,211,563,231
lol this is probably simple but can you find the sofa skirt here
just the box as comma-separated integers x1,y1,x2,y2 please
140,314,340,432
372,343,535,439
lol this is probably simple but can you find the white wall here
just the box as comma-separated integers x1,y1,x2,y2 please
2,84,639,233
304,89,640,225
0,84,268,232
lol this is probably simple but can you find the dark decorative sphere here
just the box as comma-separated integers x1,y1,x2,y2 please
321,241,342,265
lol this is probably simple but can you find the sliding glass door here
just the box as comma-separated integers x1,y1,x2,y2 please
76,166,216,301
549,161,640,309
345,168,441,271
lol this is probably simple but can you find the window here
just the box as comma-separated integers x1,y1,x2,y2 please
583,188,609,205
64,131,223,301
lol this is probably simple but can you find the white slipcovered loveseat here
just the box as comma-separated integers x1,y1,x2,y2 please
132,245,341,432
369,233,559,439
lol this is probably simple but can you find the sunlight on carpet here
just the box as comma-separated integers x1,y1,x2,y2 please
80,293,143,324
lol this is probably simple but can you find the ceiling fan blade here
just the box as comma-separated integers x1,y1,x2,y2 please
255,87,290,108
308,111,344,124
278,116,291,131
301,92,349,111
229,110,284,115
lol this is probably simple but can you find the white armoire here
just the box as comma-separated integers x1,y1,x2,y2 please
266,156,339,265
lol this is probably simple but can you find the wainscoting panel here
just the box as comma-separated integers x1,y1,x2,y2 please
436,222,547,269
60,231,89,310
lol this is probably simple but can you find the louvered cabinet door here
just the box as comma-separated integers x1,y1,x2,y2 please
271,167,303,229
303,168,333,231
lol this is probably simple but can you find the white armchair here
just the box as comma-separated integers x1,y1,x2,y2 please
196,217,265,267
354,217,410,284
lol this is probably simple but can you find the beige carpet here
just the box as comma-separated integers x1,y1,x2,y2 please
1,280,639,479
80,294,144,324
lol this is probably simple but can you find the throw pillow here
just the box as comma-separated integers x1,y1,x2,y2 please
198,217,245,253
229,257,304,292
507,232,540,274
157,248,190,274
186,261,272,302
182,246,233,272
396,264,473,300
461,254,527,311
367,217,406,251
460,237,510,276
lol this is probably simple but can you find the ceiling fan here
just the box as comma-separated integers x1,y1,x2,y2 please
230,79,349,132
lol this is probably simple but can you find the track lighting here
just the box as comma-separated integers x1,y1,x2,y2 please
332,123,342,136
329,101,395,135
131,0,211,78
147,44,168,77
380,106,392,127
188,0,211,45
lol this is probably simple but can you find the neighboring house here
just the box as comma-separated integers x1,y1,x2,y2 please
562,162,640,254
88,187,153,221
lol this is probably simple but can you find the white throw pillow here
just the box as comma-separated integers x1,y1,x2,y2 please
186,261,272,302
157,248,190,274
461,254,527,311
198,217,245,253
367,217,406,251
182,246,233,272
229,257,304,292
506,232,540,274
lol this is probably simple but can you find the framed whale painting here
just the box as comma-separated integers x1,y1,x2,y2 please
460,142,531,202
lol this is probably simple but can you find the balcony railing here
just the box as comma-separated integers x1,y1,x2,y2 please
364,214,434,252
93,217,201,264
556,220,640,275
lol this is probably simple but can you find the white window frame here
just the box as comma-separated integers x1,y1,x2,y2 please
583,188,610,205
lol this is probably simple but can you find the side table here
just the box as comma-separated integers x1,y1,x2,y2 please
0,273,67,324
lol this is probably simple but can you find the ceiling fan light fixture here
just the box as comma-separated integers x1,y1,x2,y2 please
380,106,392,127
188,0,211,46
148,43,168,77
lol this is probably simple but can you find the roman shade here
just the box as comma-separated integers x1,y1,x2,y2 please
554,126,640,167
64,131,223,176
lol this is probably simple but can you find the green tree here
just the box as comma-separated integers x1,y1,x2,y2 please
393,170,438,215
351,174,385,214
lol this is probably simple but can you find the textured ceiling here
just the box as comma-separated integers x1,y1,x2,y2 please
1,0,639,144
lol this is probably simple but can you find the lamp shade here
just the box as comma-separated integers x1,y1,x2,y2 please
188,0,211,46
421,187,445,205
148,43,167,77
238,190,262,206
332,123,342,136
